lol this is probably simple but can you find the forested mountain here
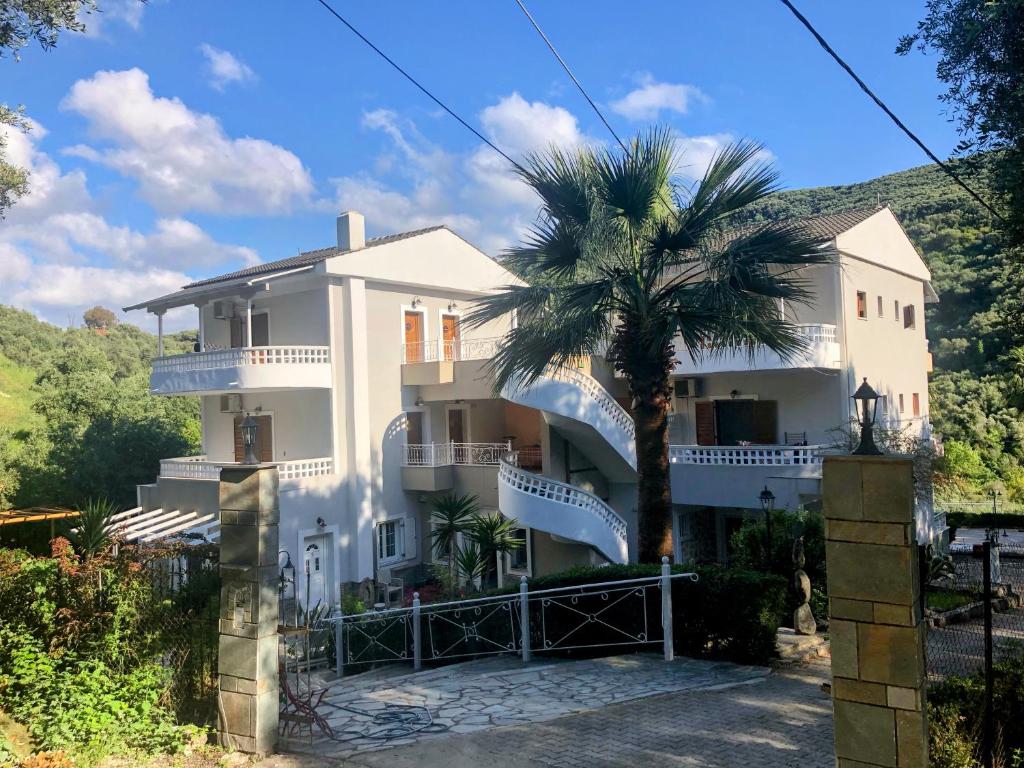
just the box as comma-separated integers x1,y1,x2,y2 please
0,306,200,510
737,159,1024,498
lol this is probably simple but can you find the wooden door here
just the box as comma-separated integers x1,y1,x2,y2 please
442,314,460,361
695,401,716,445
230,316,243,348
447,408,466,444
233,414,273,462
751,401,778,444
404,311,424,363
406,411,424,445
250,313,269,347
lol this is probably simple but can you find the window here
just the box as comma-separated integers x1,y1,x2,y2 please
877,296,884,317
912,393,920,417
898,394,905,414
377,520,399,563
903,304,916,329
856,291,867,319
507,528,530,572
894,300,900,321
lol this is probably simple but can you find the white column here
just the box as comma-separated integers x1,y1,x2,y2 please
198,304,205,351
245,298,253,347
156,311,164,357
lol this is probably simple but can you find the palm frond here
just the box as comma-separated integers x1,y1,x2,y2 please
429,493,479,560
593,127,676,231
69,497,118,558
502,218,587,281
516,144,593,228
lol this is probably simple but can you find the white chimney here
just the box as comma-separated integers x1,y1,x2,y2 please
337,211,365,251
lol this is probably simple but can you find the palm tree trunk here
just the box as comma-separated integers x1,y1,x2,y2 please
635,391,673,562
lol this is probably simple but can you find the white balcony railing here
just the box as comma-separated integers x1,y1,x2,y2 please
153,345,330,374
401,337,502,364
159,456,334,480
668,444,825,466
674,323,840,374
403,442,511,467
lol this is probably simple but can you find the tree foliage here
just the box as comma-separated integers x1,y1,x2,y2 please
898,0,1024,247
0,305,199,511
0,104,30,218
0,0,96,58
82,305,117,330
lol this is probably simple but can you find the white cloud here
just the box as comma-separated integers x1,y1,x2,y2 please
479,93,588,156
61,68,314,215
0,116,260,329
79,0,146,37
610,74,706,121
199,44,257,91
673,132,775,181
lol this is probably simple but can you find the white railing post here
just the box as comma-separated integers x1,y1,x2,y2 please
661,556,673,662
412,592,422,671
335,615,344,677
519,576,531,664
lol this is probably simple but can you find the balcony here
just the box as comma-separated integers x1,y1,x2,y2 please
673,323,840,375
400,441,512,494
400,337,500,386
159,455,334,482
669,444,825,510
150,346,332,395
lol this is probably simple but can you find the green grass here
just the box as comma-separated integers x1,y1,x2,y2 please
927,588,979,613
0,353,37,433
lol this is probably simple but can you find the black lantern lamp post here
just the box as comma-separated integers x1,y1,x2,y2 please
240,413,259,464
759,485,776,570
851,378,882,456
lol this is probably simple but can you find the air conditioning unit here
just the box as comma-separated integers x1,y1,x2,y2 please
674,378,702,399
220,394,243,413
213,300,235,319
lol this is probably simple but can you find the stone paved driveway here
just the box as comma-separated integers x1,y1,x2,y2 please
282,655,831,768
284,654,771,759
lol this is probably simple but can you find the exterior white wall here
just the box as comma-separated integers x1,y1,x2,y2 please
201,390,333,462
199,285,329,348
837,254,931,432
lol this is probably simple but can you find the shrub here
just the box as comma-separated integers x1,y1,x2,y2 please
729,508,826,583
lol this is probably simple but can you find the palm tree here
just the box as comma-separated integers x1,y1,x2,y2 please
467,129,829,563
467,511,524,588
429,493,479,597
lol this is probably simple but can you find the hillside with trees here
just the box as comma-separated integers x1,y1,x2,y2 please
0,306,199,511
737,159,1024,500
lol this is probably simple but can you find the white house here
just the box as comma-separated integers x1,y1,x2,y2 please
123,205,937,607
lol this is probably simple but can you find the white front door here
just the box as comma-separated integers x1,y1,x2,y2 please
303,535,329,610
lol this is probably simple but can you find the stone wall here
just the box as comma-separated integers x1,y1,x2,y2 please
823,455,928,768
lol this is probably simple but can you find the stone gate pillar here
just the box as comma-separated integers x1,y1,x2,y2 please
217,465,280,755
823,455,928,768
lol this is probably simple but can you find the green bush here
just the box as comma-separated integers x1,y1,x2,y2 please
0,543,201,765
729,508,826,583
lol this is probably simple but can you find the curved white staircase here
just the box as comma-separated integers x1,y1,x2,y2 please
501,366,636,474
498,458,629,564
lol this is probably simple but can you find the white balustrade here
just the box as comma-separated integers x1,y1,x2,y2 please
401,336,503,364
668,444,824,466
403,442,511,467
531,365,636,440
159,455,334,480
153,346,330,373
498,458,628,562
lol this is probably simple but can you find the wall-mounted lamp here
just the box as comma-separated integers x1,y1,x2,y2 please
415,396,424,407
411,296,422,308
316,517,326,529
730,389,740,399
447,300,458,312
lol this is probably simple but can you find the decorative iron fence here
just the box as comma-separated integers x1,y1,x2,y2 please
319,561,696,675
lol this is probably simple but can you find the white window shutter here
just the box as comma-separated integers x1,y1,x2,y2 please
403,517,417,561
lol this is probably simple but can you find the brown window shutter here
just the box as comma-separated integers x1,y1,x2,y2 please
258,415,273,462
233,415,244,462
695,401,716,445
751,401,778,444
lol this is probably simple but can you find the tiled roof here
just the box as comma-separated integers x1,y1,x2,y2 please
183,224,447,289
793,206,883,241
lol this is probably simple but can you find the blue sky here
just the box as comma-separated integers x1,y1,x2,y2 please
1,0,959,329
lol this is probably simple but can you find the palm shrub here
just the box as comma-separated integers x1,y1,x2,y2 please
467,129,828,561
466,511,525,588
430,493,479,597
68,497,118,558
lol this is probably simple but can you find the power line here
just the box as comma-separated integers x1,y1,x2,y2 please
777,0,1004,222
312,0,519,168
512,0,629,155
